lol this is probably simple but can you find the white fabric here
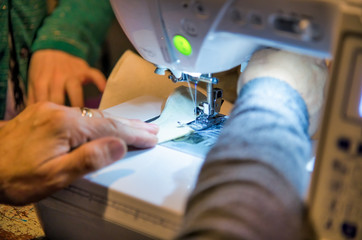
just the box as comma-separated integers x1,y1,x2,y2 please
152,86,206,143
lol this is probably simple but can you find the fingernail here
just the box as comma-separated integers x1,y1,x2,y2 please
108,139,126,161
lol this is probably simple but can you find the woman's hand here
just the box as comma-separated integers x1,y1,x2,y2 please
0,102,158,205
28,50,106,107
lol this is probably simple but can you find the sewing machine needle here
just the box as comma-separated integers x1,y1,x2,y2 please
194,83,197,121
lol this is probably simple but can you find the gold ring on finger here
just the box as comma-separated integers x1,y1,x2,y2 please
80,107,93,118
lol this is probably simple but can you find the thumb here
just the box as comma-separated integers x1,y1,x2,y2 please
70,137,127,173
49,138,127,184
27,84,35,105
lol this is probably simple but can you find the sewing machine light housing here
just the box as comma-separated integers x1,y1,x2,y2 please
110,0,338,75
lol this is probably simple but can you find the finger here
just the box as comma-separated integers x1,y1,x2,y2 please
40,137,127,189
30,77,50,103
76,108,159,134
110,122,158,148
63,108,158,148
91,118,158,148
49,77,65,105
127,120,159,135
28,57,50,103
49,90,65,105
103,113,159,134
27,84,35,105
82,68,107,93
65,77,85,107
35,68,60,103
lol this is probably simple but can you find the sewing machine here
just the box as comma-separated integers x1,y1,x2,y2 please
36,0,361,239
110,0,361,239
111,0,338,119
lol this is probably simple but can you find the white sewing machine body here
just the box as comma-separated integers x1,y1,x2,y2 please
37,0,362,239
111,1,362,238
110,0,339,76
110,0,342,120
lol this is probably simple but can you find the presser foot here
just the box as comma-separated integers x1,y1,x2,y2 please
187,114,228,131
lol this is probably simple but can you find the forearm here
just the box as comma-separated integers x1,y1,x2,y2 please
177,78,313,240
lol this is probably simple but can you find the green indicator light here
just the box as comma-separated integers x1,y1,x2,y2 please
173,35,192,56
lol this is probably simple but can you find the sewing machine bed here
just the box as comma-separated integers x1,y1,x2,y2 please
36,145,203,240
36,96,224,240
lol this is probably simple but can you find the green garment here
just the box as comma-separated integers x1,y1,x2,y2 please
0,0,114,119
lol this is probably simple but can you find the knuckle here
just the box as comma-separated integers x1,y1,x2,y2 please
52,109,68,122
108,119,120,132
100,118,120,134
33,101,53,111
32,102,61,118
30,103,72,133
45,110,69,131
127,134,138,146
80,147,103,171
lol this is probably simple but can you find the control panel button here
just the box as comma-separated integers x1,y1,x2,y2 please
272,15,322,42
357,143,362,155
341,222,358,239
274,17,300,33
193,1,208,18
337,137,351,152
229,9,245,25
249,12,263,27
332,159,348,175
182,19,198,37
325,218,333,230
